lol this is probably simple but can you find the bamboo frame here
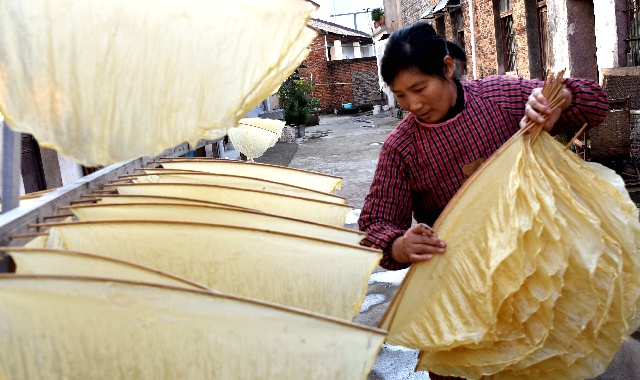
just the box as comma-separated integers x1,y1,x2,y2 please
10,232,49,239
69,199,98,205
42,214,74,220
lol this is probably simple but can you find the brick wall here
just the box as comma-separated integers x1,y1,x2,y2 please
397,0,541,79
473,0,499,78
299,34,380,113
299,35,331,109
513,0,530,78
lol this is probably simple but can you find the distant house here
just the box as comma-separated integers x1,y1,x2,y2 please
299,19,383,113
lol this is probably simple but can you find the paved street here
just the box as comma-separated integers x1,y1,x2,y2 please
252,112,640,380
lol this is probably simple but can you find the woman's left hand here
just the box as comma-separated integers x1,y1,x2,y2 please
519,88,572,132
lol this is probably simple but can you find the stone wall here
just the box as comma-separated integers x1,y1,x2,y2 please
352,71,380,107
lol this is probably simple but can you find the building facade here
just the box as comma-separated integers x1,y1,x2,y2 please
380,0,637,85
299,19,381,113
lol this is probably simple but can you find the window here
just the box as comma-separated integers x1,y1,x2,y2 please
627,0,640,66
500,0,517,72
451,9,467,76
537,0,550,74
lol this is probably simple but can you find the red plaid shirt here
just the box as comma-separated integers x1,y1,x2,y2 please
359,75,608,271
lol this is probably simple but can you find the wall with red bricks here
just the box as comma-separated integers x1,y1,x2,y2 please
513,0,531,78
473,0,500,78
298,34,380,113
397,0,541,79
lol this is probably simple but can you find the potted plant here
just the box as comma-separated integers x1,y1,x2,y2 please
371,8,385,28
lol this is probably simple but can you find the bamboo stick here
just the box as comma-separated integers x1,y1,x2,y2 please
28,223,51,229
69,199,99,205
529,69,567,144
10,232,48,239
564,123,589,151
43,213,74,220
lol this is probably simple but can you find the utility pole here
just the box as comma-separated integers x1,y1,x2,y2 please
330,8,370,31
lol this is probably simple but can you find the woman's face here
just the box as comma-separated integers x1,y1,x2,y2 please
390,61,457,124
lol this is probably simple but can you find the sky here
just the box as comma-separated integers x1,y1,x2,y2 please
313,0,384,34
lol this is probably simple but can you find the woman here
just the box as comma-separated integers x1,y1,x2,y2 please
358,22,608,378
359,22,608,270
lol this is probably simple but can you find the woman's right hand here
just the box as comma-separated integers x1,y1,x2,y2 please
391,223,446,264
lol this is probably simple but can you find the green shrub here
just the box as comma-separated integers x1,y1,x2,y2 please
371,8,384,22
278,74,320,126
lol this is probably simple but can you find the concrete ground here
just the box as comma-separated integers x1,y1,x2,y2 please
245,112,639,380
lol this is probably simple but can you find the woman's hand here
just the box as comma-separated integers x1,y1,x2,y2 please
391,223,446,264
519,88,572,132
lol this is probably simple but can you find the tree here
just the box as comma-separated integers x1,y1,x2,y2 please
278,71,320,126
371,7,384,22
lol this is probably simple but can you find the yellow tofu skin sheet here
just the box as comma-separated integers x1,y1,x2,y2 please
0,276,386,380
381,132,640,379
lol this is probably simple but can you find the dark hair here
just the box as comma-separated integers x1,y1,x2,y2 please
380,22,467,85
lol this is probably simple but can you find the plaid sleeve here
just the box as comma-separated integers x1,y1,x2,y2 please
358,136,413,270
554,77,609,135
480,75,608,135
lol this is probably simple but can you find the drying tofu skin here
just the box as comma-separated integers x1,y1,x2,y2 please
95,194,252,208
0,276,386,379
159,159,343,193
70,203,365,245
380,132,640,379
39,220,381,320
228,118,285,160
113,183,352,227
5,248,206,290
130,171,346,204
0,0,317,166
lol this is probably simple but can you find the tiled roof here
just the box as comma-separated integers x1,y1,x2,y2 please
309,18,371,38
